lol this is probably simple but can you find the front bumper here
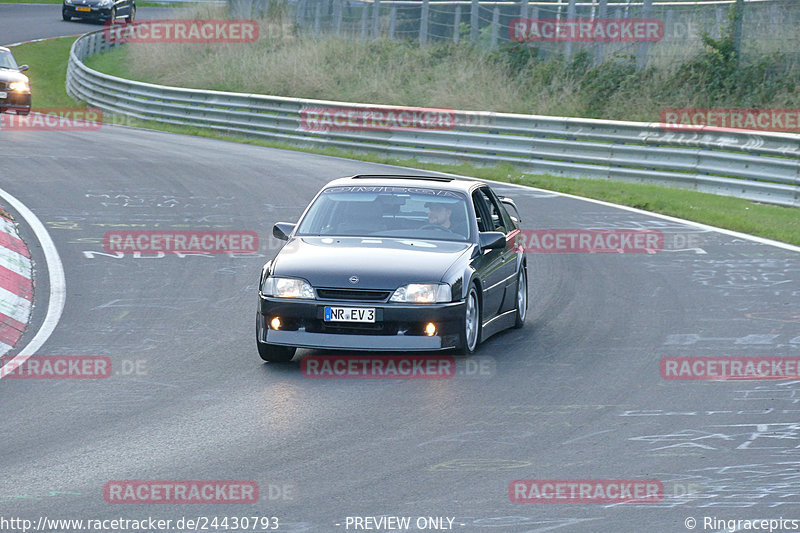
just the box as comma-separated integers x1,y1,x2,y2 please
258,296,465,351
63,4,114,19
0,92,31,114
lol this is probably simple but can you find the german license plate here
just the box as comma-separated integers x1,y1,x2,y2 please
0,92,6,99
324,307,375,323
76,6,91,11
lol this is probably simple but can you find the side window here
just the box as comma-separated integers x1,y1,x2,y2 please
478,188,506,232
471,191,490,232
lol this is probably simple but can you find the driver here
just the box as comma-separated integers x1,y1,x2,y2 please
425,201,452,229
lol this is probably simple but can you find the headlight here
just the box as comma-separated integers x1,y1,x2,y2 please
64,0,73,4
8,81,29,92
261,277,314,299
390,283,451,304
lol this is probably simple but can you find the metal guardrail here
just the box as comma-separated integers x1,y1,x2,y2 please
67,29,799,207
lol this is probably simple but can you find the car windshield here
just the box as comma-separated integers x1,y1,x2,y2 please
296,186,472,242
0,50,19,70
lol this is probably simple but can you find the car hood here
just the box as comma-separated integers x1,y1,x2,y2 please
272,236,472,290
0,69,28,84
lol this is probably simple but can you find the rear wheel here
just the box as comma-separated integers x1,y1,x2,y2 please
457,284,481,355
108,7,116,21
513,266,527,328
257,341,296,363
125,4,135,22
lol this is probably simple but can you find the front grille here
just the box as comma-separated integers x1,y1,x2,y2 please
316,288,391,301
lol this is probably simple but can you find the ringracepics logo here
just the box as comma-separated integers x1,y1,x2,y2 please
301,355,456,379
509,479,663,503
0,356,111,379
103,230,258,254
0,108,102,131
661,356,800,380
300,107,456,132
104,20,259,44
510,229,663,254
104,481,258,504
660,108,800,133
510,18,663,42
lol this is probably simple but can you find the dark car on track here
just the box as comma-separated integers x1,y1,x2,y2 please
62,0,135,23
0,47,31,116
256,174,528,362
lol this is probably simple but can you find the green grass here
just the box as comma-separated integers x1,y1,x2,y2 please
9,36,81,108
12,37,800,248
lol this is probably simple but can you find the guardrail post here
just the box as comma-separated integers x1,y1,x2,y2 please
453,5,461,43
593,0,608,66
420,0,429,45
389,6,396,40
470,0,478,42
636,0,653,70
490,7,499,49
371,0,381,39
563,0,577,60
360,2,368,41
314,1,322,37
334,0,342,35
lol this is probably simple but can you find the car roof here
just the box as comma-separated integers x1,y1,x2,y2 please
324,174,484,193
0,47,10,53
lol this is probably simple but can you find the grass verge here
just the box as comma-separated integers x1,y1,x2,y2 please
10,37,800,247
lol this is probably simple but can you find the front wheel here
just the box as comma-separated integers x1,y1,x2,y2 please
125,4,135,22
513,266,527,329
108,7,116,22
62,12,71,20
456,284,481,354
257,341,296,363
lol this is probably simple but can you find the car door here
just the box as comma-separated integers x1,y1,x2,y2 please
470,189,508,321
480,186,521,314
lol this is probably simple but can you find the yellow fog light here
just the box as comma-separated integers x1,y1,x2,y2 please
270,317,281,330
425,322,436,336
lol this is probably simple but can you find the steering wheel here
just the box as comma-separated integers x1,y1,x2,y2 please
418,224,454,232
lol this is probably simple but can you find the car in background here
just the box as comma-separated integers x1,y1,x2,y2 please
0,47,30,116
256,174,528,362
62,0,135,23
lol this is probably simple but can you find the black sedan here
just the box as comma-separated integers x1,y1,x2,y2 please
62,0,135,22
0,47,31,116
256,175,528,362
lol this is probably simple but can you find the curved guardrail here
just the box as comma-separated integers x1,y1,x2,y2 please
67,29,799,207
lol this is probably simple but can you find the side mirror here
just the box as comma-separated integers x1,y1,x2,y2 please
479,231,506,251
272,222,296,241
499,197,521,224
18,65,29,72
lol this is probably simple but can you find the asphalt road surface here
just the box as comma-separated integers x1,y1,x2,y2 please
0,3,183,46
1,122,799,532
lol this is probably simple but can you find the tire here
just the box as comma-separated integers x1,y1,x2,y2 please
257,340,296,363
108,7,116,22
125,4,135,22
62,12,71,21
457,283,481,355
513,266,527,329
17,109,30,116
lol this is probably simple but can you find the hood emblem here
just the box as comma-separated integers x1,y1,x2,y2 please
349,275,359,285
